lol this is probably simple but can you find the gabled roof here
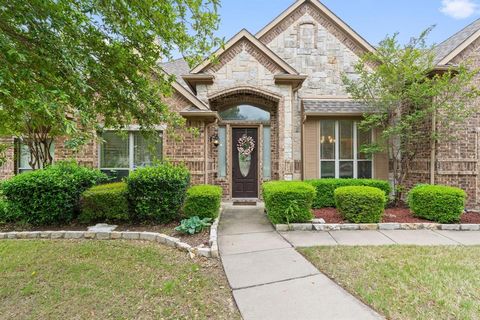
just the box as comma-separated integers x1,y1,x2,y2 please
191,29,299,75
256,0,375,54
434,19,480,66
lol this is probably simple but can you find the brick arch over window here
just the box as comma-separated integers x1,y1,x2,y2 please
207,87,285,198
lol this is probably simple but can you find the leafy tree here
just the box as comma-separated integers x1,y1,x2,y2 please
343,28,480,204
0,0,221,168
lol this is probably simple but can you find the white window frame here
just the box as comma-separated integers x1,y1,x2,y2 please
98,130,163,172
319,120,374,179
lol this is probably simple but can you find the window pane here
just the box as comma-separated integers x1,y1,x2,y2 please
339,120,353,160
263,126,271,179
19,141,55,170
320,120,335,160
358,128,372,160
321,161,335,178
218,127,227,178
340,161,354,178
358,161,372,179
134,132,162,168
100,132,129,168
219,105,270,122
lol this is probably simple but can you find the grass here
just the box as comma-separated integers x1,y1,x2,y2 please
0,240,240,320
300,246,480,320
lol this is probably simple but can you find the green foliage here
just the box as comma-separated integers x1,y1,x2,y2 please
343,28,480,204
126,163,190,223
0,162,107,225
307,179,391,208
334,186,386,223
79,182,129,224
175,216,212,235
407,185,465,223
183,185,222,219
0,0,221,168
262,181,316,224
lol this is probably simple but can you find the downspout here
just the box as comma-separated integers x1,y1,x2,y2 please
204,120,217,184
430,111,436,185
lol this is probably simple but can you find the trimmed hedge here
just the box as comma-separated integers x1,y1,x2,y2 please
307,179,391,208
263,181,316,224
79,182,129,224
126,162,190,223
0,162,107,225
407,185,465,223
183,185,222,219
334,186,386,223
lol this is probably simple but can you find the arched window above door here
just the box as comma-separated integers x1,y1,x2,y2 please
218,104,270,122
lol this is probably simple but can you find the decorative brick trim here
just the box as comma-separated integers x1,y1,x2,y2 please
276,222,480,232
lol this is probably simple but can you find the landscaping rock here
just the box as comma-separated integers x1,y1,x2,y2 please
162,235,179,247
50,231,65,239
122,232,140,240
40,231,52,238
175,241,191,252
379,223,400,230
311,218,326,224
139,232,158,241
0,233,6,239
441,224,460,231
84,232,96,239
359,224,378,230
64,231,85,239
276,224,289,232
87,223,117,232
96,232,110,240
196,247,211,258
110,232,122,239
460,224,480,231
291,223,313,231
340,224,360,231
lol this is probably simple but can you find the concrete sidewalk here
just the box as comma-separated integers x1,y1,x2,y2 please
218,205,382,320
281,229,480,247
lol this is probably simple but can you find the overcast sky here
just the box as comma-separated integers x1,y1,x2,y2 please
214,0,480,46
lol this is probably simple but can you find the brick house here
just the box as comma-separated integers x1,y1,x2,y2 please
1,0,480,208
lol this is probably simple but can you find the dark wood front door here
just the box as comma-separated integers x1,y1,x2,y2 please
232,128,258,198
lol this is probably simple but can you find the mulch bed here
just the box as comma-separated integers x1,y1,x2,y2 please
314,207,480,224
0,221,210,247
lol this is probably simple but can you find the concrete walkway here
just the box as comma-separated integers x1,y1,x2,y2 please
218,205,383,320
281,229,480,247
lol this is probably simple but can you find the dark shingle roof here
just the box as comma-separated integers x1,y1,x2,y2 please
161,58,191,91
434,19,480,65
303,100,370,114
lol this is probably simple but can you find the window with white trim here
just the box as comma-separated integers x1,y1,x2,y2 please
319,120,373,179
17,140,55,173
99,131,163,180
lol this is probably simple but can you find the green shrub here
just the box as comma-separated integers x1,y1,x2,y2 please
0,162,107,225
183,185,222,219
175,216,212,235
334,186,386,223
126,162,190,223
407,185,465,223
263,181,316,224
307,179,391,208
79,182,129,224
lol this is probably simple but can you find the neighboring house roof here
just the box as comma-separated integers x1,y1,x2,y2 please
191,29,300,75
303,99,370,115
161,58,191,91
256,0,376,54
434,18,480,66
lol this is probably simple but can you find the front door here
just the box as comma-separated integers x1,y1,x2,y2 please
232,128,258,198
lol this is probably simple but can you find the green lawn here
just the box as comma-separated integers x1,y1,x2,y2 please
0,240,240,320
300,246,480,320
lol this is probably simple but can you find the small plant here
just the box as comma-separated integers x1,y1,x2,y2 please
175,216,212,235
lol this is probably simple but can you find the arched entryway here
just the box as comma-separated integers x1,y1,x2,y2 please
209,87,282,199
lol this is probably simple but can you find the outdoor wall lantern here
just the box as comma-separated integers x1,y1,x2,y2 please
210,134,220,147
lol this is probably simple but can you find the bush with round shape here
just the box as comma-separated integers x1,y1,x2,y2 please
79,182,129,224
0,161,107,225
262,181,316,224
334,186,386,223
126,162,190,223
183,185,222,219
407,185,465,223
307,179,391,208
